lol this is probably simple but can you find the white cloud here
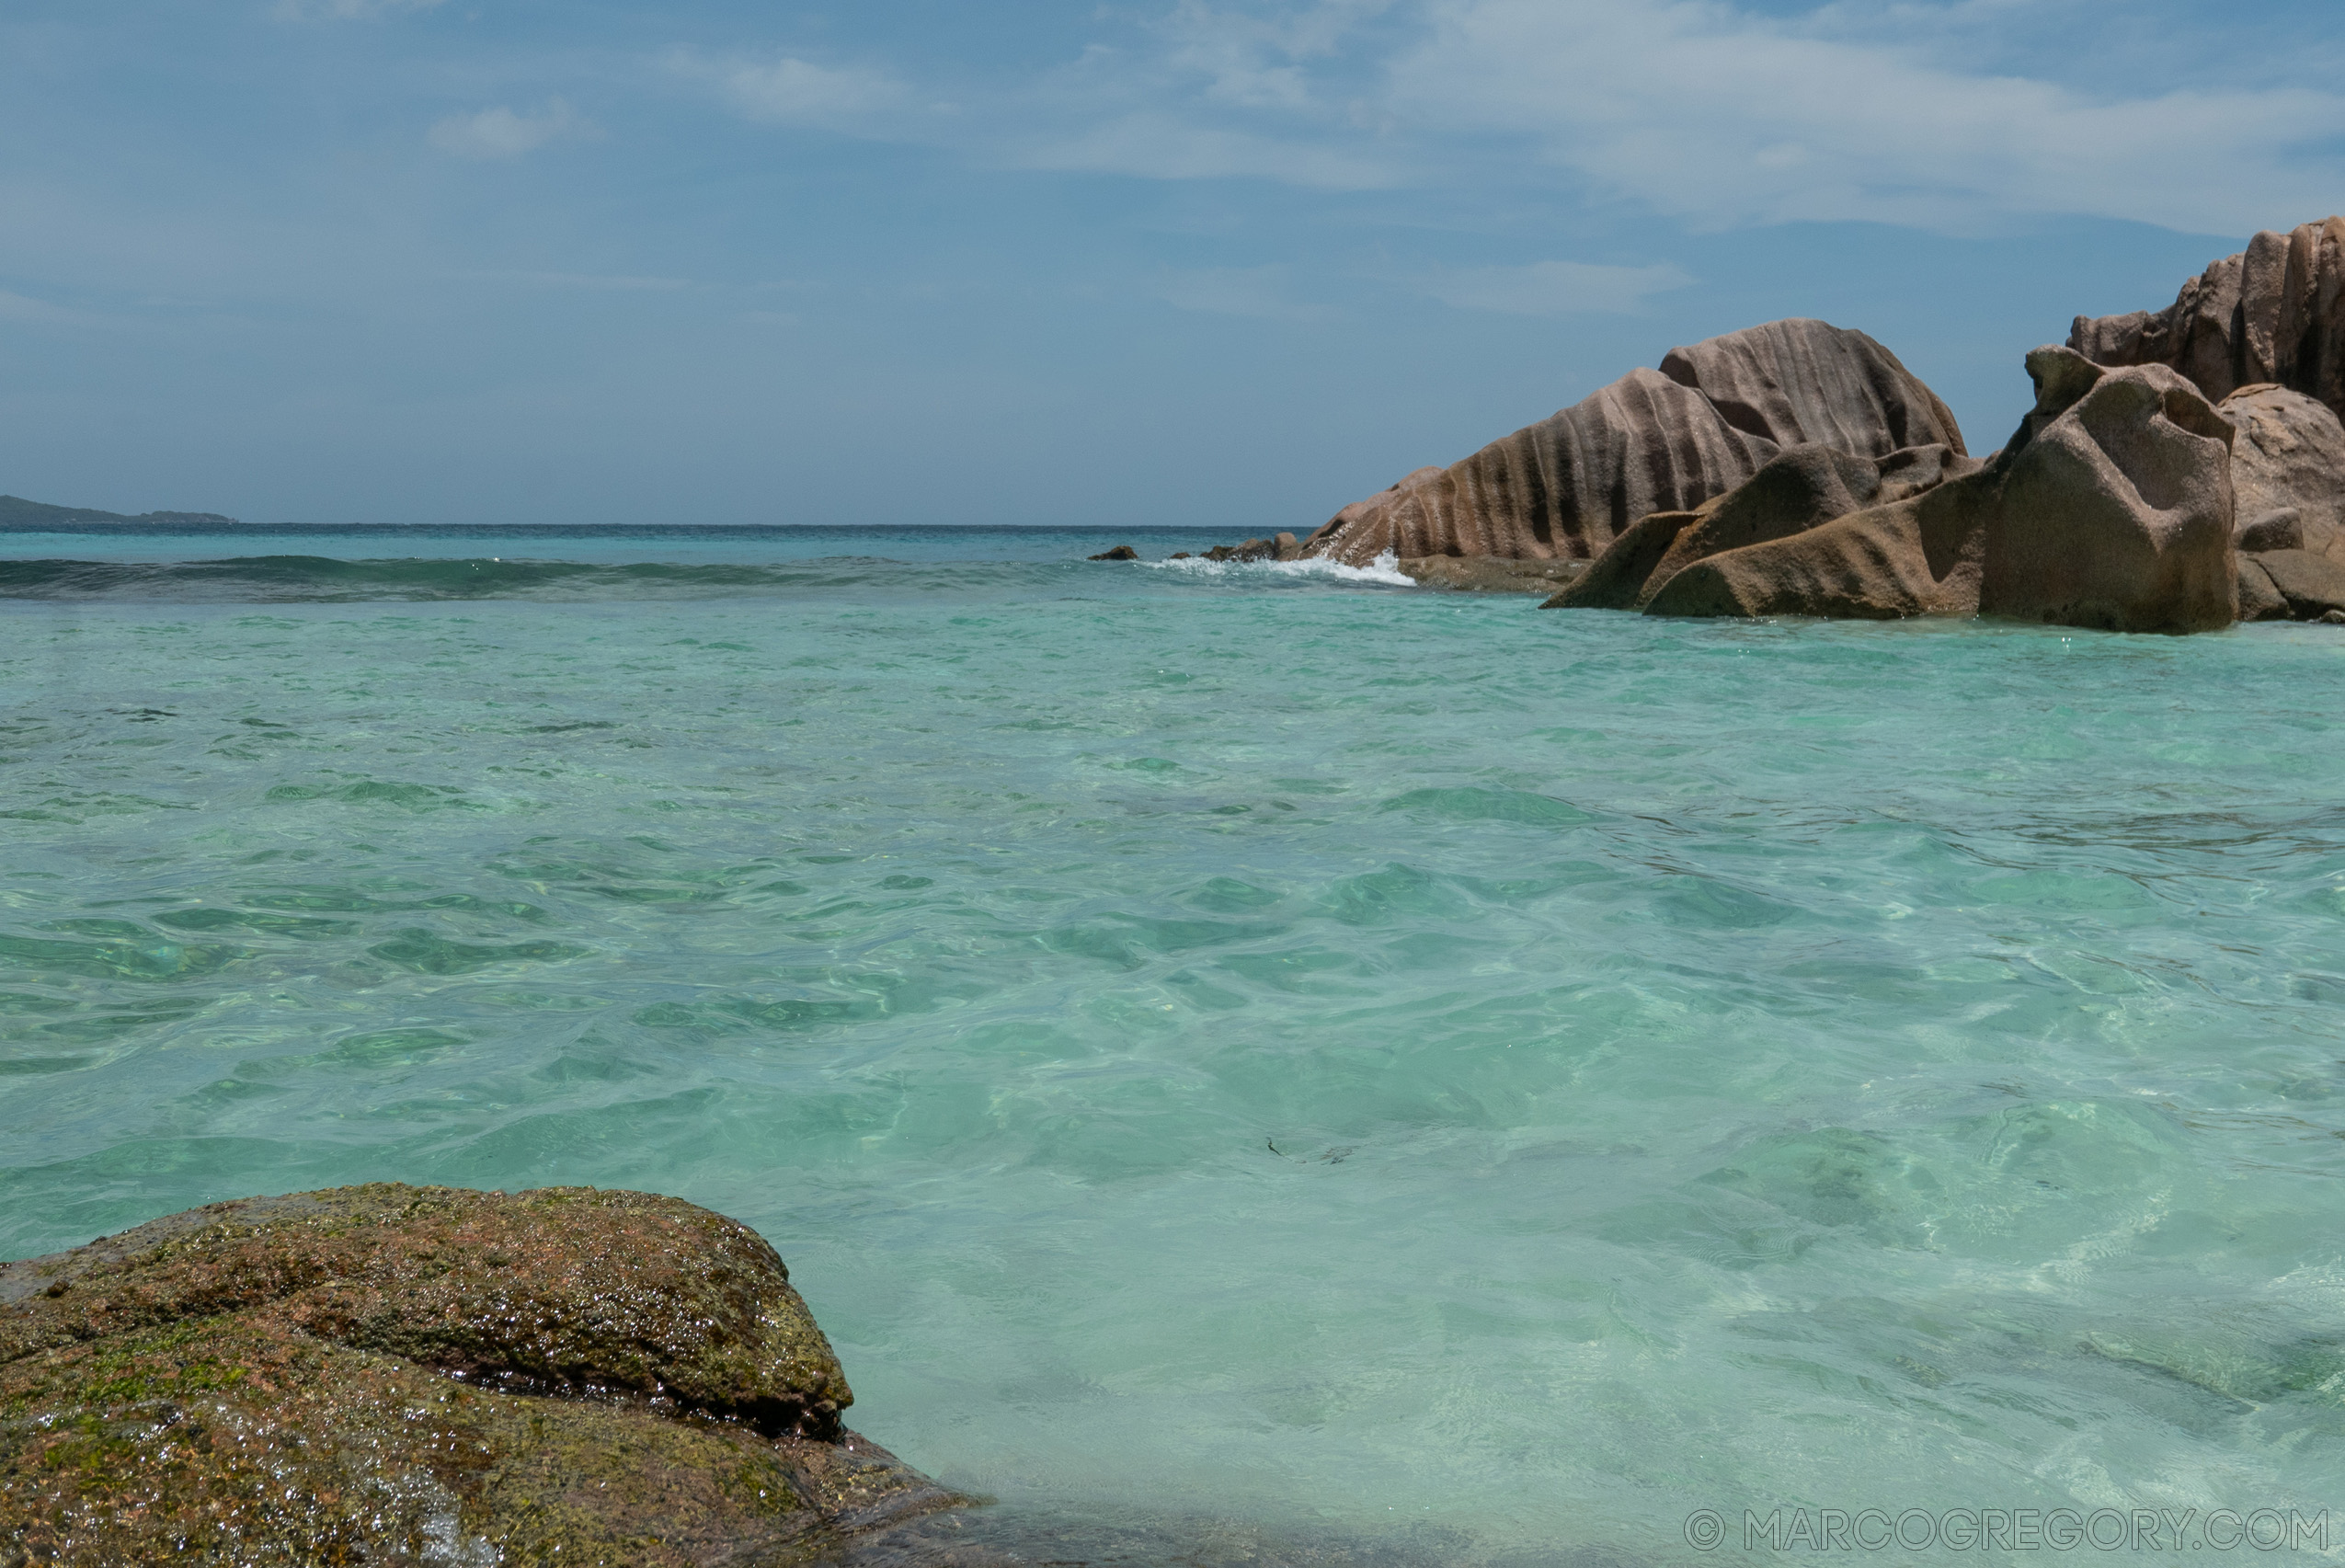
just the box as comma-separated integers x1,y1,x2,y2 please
1148,0,1396,109
1001,0,2345,231
671,52,909,131
1161,266,1338,319
1019,113,1398,189
651,2,2345,230
1382,0,2345,235
1425,259,1695,315
428,100,591,161
274,0,446,19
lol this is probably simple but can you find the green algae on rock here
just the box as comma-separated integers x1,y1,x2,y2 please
0,1184,962,1565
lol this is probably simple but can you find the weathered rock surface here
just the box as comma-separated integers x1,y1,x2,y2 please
2252,547,2345,620
1,1185,962,1566
1397,555,1586,593
1552,442,1977,611
2189,383,2345,621
2071,217,2345,421
1567,348,2240,634
1303,319,1966,567
1980,363,2237,632
2219,384,2345,555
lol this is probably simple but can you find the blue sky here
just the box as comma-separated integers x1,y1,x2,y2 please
3,0,2340,529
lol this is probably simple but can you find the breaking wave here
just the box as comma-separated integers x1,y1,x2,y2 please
1139,549,1415,588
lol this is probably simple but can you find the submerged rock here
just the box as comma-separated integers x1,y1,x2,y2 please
1558,347,2240,634
1088,544,1140,561
1303,318,1966,567
2070,217,2345,423
0,1185,962,1565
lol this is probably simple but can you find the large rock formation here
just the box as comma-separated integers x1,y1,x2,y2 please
1553,348,2241,634
1302,318,1966,567
1,1185,961,1566
2070,218,2345,420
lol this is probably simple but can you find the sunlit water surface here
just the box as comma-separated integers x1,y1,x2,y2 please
5,528,2344,1563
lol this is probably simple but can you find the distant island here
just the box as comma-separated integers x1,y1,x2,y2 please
0,494,240,531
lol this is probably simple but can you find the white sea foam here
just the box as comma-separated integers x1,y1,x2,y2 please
1141,547,1414,587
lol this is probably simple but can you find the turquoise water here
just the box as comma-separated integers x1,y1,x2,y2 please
5,530,2345,1562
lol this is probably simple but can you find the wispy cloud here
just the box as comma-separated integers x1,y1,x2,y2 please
0,288,122,330
1425,259,1695,316
1160,265,1338,319
669,51,910,131
1385,0,2345,234
1018,114,1397,189
0,289,82,326
981,0,2345,233
428,100,592,160
274,0,446,19
454,270,693,291
1146,0,1397,109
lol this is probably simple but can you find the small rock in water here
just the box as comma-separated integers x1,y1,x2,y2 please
2325,608,2345,624
1088,544,1139,561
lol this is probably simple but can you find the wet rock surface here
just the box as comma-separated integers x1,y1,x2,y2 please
1,1185,963,1565
1303,318,1964,567
1395,555,1586,593
1187,533,1300,563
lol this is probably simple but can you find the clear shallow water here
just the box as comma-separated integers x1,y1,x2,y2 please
4,530,2345,1563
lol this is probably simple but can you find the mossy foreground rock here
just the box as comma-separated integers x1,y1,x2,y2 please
0,1184,960,1565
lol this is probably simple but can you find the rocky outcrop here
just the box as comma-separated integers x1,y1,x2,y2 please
1088,544,1139,560
2070,218,2345,421
1,1185,962,1566
1303,319,1967,567
1558,348,2241,634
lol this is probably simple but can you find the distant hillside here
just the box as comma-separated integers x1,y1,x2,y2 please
0,493,240,530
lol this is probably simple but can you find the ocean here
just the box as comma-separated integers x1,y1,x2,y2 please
4,525,2343,1562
